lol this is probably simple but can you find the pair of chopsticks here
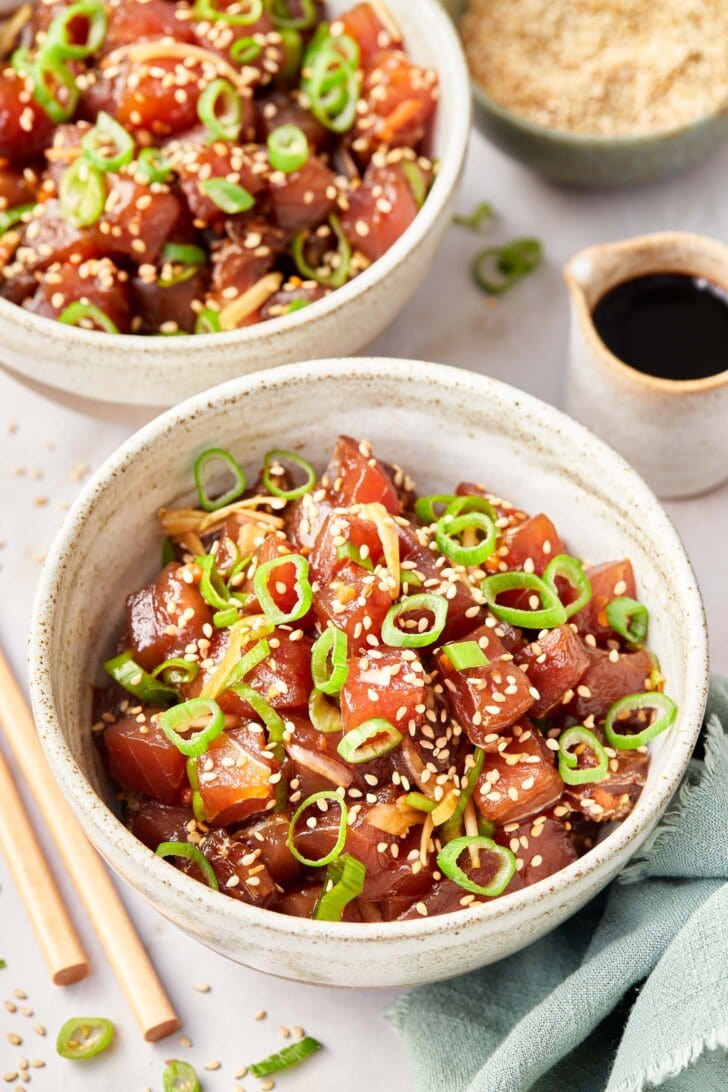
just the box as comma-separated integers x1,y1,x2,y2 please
0,648,180,1041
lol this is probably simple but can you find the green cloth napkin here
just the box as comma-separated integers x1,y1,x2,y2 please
391,677,728,1092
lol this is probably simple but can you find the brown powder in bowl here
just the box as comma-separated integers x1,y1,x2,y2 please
460,0,728,136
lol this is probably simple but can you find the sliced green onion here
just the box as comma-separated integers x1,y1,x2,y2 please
254,553,312,624
404,791,436,813
437,836,515,897
442,746,485,841
381,593,447,649
285,298,311,313
104,650,177,705
186,758,207,823
604,692,677,750
291,213,351,288
415,493,496,525
453,201,493,230
266,0,317,29
194,306,222,334
0,202,35,236
56,1016,114,1060
162,242,206,266
606,596,649,647
158,697,225,758
277,26,303,80
59,158,106,227
45,0,108,58
435,510,497,567
558,726,609,786
544,554,592,619
400,160,428,209
150,658,200,688
192,0,263,24
287,790,348,867
194,447,246,512
81,112,134,173
155,841,219,890
26,50,80,123
481,572,568,630
267,124,309,173
198,177,255,213
311,627,348,695
231,35,263,64
58,301,120,333
163,1059,201,1092
472,237,542,296
313,854,365,921
337,718,402,764
337,542,374,571
308,687,342,733
443,640,489,671
213,606,241,627
219,637,271,692
233,682,285,745
302,30,361,133
477,816,496,838
161,537,175,566
198,78,243,142
249,1036,322,1078
262,448,316,499
196,553,235,611
136,147,172,184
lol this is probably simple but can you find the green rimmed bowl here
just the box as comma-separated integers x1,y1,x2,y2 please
444,0,728,186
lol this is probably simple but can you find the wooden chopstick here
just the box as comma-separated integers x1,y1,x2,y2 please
0,649,180,1041
0,747,89,985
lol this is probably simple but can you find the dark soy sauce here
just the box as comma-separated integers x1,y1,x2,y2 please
592,272,728,381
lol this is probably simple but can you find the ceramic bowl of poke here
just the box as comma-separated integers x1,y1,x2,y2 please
0,0,470,406
29,357,709,988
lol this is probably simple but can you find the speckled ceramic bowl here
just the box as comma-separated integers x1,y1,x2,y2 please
0,0,470,408
446,0,728,186
29,359,709,988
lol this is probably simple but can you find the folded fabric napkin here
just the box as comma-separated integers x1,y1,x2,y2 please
391,677,728,1092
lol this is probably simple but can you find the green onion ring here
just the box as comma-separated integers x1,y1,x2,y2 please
313,853,366,921
232,682,285,745
472,237,542,296
194,447,246,512
558,726,610,786
136,147,172,184
59,157,106,227
192,0,263,25
45,0,108,58
198,177,255,213
56,1016,114,1060
253,553,312,625
163,1059,201,1092
400,160,428,209
186,758,207,823
481,571,568,630
197,77,243,142
162,242,206,266
220,637,271,692
308,687,343,734
453,201,493,230
266,0,317,29
606,596,649,647
58,301,120,333
195,553,235,611
158,697,225,758
435,510,497,567
150,657,200,687
604,692,677,750
231,35,263,64
0,202,36,236
194,307,222,334
291,213,351,288
311,627,348,695
287,790,348,867
381,593,447,649
262,448,316,500
543,554,592,618
81,111,134,173
155,841,219,890
337,718,402,764
267,124,309,173
104,650,177,705
337,542,374,571
436,836,516,897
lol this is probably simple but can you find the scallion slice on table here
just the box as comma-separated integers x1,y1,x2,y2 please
606,596,649,646
158,697,225,757
249,1035,323,1077
163,1059,200,1092
311,627,349,694
287,790,348,867
558,726,609,786
443,640,489,670
56,1016,114,1060
197,77,243,141
604,692,677,750
337,718,402,764
155,841,219,890
381,593,447,649
193,447,246,511
313,854,366,921
543,553,592,618
437,836,516,897
59,302,120,333
254,553,312,624
104,650,177,705
481,571,568,629
262,448,316,499
472,237,542,295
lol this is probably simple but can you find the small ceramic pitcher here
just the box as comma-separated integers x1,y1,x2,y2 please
564,232,728,498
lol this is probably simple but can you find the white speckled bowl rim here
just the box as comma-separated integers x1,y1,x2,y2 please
0,0,470,369
29,358,709,949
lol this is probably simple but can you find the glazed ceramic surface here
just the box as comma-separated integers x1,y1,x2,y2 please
564,233,728,499
0,0,470,408
29,359,709,988
447,0,728,186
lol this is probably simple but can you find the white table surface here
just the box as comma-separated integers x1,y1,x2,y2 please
1,126,727,1092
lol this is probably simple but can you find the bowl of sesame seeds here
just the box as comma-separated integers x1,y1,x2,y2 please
0,0,470,406
29,357,708,987
451,0,728,186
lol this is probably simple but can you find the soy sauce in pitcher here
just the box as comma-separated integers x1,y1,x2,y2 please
592,272,728,381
